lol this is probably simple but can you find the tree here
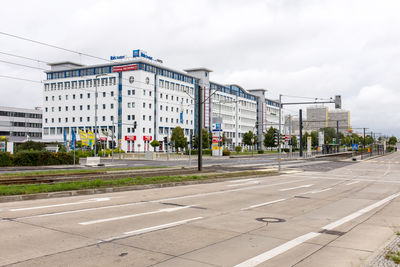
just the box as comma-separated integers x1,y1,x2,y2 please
171,127,187,152
193,129,210,149
365,135,374,145
150,140,160,150
290,136,298,148
17,140,45,152
388,136,398,146
243,131,257,146
320,127,336,144
264,127,277,149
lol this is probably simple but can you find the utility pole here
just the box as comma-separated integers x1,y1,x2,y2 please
278,94,282,171
198,86,203,171
336,120,339,153
299,109,303,157
363,128,366,148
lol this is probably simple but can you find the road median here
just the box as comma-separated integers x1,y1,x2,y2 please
0,169,279,203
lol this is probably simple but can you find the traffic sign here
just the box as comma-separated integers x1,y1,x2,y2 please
212,123,222,132
352,144,359,150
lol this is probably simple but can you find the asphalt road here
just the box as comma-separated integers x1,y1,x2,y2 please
1,153,400,266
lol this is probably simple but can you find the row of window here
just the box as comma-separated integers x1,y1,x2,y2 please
159,117,193,125
45,92,115,102
10,122,42,128
44,77,117,91
45,116,116,124
0,110,42,119
0,131,42,137
159,80,194,95
45,103,115,113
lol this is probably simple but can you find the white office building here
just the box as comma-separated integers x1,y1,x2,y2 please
42,50,282,152
0,106,42,142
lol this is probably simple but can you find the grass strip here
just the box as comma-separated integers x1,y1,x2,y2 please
0,170,276,196
0,166,168,177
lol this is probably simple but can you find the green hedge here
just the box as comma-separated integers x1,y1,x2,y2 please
0,152,13,167
186,149,212,155
0,151,75,166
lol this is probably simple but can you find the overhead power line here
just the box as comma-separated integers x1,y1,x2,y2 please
0,51,50,64
0,75,43,83
0,31,109,63
0,59,47,70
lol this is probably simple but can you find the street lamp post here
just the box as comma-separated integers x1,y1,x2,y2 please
94,73,108,157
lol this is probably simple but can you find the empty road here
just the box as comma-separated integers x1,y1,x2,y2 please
1,153,400,266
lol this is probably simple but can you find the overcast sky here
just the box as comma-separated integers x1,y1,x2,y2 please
1,0,399,136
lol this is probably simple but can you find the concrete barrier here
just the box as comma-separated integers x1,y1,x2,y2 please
86,157,101,166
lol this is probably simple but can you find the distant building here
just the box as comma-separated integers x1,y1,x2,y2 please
0,106,43,142
288,105,350,135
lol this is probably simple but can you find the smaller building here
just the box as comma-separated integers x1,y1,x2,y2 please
0,106,43,142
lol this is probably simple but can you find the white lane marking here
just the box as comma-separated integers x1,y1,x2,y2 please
101,217,203,243
234,232,321,267
150,179,310,203
241,198,287,211
16,179,309,220
79,206,192,225
19,202,146,219
9,198,112,212
235,191,400,266
279,184,313,191
228,181,260,187
346,181,360,186
299,188,333,195
229,178,258,183
383,163,391,177
323,192,400,230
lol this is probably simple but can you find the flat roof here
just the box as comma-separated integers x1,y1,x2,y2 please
45,59,199,79
184,67,213,73
47,61,85,67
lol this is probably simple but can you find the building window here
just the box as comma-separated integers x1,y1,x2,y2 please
143,103,146,108
149,116,152,121
103,104,106,109
160,105,163,110
149,103,152,109
80,117,83,122
87,117,90,122
52,96,55,101
128,115,131,120
80,105,83,110
160,117,162,122
72,117,75,122
65,118,68,123
65,106,68,111
111,91,114,97
110,116,114,121
128,90,131,95
87,105,90,110
160,93,163,99
58,118,61,123
143,115,145,121
58,107,61,112
45,107,48,112
87,93,90,98
103,92,106,97
80,94,83,99
72,106,75,111
149,91,152,96
45,118,48,123
143,90,146,96
102,116,105,121
143,128,145,133
149,128,151,133
58,95,61,100
73,94,76,99
111,103,114,109
45,96,48,101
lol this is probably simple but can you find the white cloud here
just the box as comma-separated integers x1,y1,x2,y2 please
1,0,400,136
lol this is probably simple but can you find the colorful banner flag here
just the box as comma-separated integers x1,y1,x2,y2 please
71,128,76,150
87,131,95,147
63,129,67,149
79,129,89,146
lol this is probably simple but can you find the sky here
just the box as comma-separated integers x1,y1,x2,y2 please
1,0,400,137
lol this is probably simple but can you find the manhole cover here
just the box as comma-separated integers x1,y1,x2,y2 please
256,217,286,223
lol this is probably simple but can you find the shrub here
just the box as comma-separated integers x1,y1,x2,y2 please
223,150,231,156
12,151,74,166
0,152,13,166
257,150,264,154
235,146,242,153
185,149,212,155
